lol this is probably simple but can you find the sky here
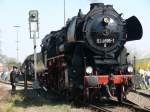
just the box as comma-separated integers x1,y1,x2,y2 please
0,0,150,62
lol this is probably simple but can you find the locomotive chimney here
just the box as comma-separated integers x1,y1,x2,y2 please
106,5,113,9
90,3,104,10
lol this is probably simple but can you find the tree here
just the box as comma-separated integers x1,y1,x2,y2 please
0,54,21,70
6,58,18,68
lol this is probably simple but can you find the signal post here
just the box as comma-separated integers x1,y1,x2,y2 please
29,10,40,89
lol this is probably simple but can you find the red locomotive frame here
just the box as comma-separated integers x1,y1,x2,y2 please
38,54,133,102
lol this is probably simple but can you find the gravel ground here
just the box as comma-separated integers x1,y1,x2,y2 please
0,82,11,112
109,107,132,112
127,91,150,109
137,89,150,95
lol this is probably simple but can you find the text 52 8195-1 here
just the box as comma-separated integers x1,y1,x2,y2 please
96,38,115,44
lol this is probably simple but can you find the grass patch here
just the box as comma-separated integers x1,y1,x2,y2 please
5,102,14,112
4,90,73,112
4,92,25,112
3,90,91,112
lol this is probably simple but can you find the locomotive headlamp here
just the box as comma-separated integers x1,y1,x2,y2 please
127,65,133,73
86,66,93,74
103,17,110,24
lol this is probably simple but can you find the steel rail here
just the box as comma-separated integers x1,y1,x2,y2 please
89,99,150,112
132,90,150,98
89,104,112,112
114,99,150,112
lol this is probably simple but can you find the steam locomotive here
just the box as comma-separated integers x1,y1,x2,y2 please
23,3,143,102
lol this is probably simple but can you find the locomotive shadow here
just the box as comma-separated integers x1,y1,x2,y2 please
9,89,70,108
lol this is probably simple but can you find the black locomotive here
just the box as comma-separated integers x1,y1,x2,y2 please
24,3,143,102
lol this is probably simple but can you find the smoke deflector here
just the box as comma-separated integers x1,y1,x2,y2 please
126,16,143,41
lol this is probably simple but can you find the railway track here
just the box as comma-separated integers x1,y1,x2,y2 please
132,90,150,98
89,104,112,112
89,99,150,112
1,79,150,111
0,79,32,88
122,100,150,112
32,84,150,112
130,90,150,111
